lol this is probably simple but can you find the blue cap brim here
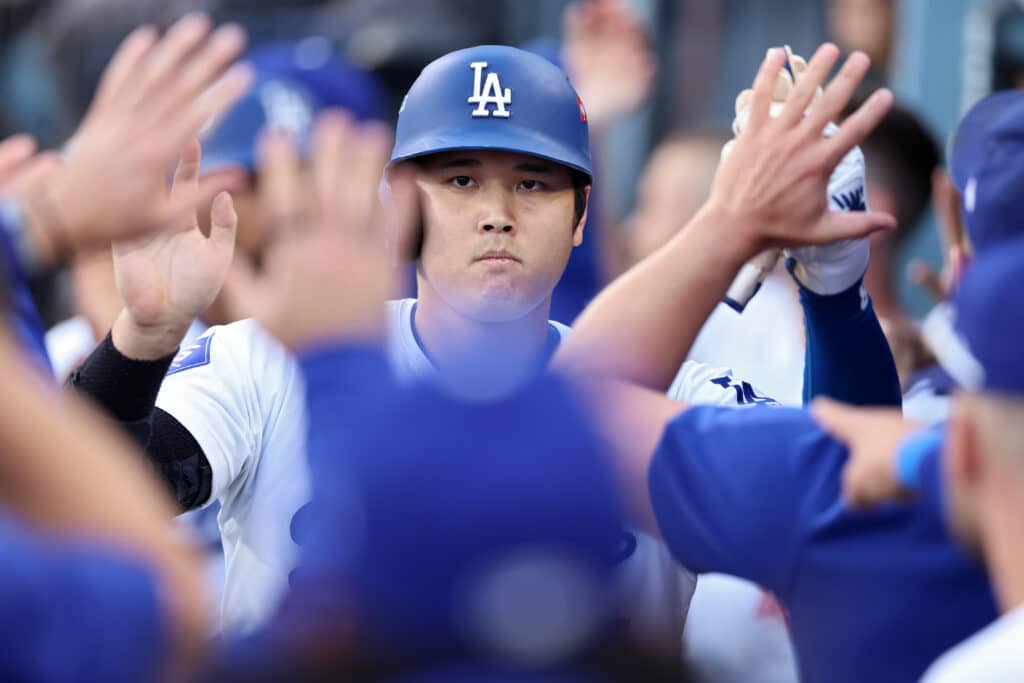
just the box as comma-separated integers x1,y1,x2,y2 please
389,125,593,182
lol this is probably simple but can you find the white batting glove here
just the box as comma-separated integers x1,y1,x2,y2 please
785,123,870,296
724,47,871,303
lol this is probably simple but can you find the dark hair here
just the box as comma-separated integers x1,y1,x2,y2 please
842,100,940,242
571,170,591,231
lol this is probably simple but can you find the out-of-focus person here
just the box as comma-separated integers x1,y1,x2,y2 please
623,130,804,405
828,0,895,89
45,38,385,380
815,243,1024,683
530,0,658,323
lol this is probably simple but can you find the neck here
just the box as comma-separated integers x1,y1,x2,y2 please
414,278,553,400
979,476,1024,614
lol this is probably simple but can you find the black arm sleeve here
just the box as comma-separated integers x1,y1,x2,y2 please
66,332,213,510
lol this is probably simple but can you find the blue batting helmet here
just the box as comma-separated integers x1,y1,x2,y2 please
389,45,592,181
201,38,385,174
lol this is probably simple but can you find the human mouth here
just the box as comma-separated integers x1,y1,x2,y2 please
476,250,521,264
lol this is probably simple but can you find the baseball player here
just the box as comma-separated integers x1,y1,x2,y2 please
70,45,702,643
816,244,1024,683
70,41,886,645
555,45,998,683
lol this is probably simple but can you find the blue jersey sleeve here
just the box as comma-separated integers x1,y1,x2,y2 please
793,270,901,408
0,515,166,683
648,405,847,595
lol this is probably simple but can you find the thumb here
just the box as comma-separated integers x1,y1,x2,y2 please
810,396,858,442
209,191,237,251
814,209,897,244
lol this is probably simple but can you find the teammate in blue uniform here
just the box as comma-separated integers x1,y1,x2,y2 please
553,45,999,683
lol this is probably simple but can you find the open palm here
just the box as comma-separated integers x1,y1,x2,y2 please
114,137,237,334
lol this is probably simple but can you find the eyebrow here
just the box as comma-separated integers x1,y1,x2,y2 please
515,162,554,174
435,158,482,169
432,158,555,174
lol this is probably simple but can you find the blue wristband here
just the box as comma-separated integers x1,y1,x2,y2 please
895,427,944,491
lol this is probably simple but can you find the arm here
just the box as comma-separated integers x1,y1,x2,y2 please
67,332,213,509
811,397,926,508
645,404,845,595
64,129,244,508
0,330,207,679
577,375,847,594
796,271,902,406
788,141,900,407
555,45,896,388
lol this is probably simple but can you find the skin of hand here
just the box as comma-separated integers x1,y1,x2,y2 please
906,167,970,303
222,111,419,351
556,44,896,389
812,397,923,508
561,0,656,130
111,137,240,360
18,14,252,265
707,44,895,256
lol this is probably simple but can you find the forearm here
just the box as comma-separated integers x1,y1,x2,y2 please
556,204,752,390
68,330,213,509
798,271,902,407
0,332,208,672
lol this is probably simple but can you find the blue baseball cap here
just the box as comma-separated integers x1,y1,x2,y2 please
201,38,385,174
949,90,1024,192
289,369,624,663
390,45,592,180
951,91,1024,253
931,238,1024,396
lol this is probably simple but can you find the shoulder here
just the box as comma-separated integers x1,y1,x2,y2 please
166,318,293,380
654,404,847,502
669,360,778,406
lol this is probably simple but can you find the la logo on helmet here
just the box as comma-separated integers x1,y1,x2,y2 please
467,61,512,118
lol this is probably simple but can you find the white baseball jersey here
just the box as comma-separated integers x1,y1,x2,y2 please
46,316,209,381
683,573,798,683
155,298,775,638
922,604,1024,683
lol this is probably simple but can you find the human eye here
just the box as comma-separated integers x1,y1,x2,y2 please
449,175,476,188
517,179,547,192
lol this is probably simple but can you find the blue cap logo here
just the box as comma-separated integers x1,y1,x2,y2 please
259,80,315,137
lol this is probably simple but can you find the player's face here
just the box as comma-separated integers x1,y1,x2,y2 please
208,167,317,259
624,139,720,266
414,150,586,322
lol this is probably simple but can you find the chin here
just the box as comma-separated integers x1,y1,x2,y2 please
455,285,545,323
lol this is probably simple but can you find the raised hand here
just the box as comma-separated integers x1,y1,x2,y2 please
112,138,238,359
20,14,252,264
223,111,417,350
708,44,896,257
562,0,656,129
